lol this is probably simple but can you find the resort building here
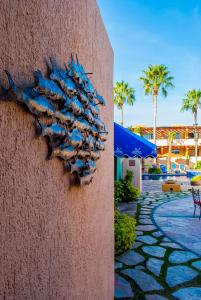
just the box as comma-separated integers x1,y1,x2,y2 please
130,125,201,169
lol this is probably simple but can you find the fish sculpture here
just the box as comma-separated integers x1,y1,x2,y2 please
52,145,77,160
54,110,75,124
35,120,67,138
34,70,66,101
5,71,55,116
50,58,77,95
86,160,96,173
70,159,86,174
78,171,93,186
68,128,83,148
1,54,108,186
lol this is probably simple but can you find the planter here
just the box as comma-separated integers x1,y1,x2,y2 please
191,180,201,186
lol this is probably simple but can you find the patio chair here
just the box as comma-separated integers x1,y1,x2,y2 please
191,188,201,220
160,164,167,174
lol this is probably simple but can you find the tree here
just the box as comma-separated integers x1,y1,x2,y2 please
114,81,135,126
181,89,201,166
139,64,174,144
167,131,176,171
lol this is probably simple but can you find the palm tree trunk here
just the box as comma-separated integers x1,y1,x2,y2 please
194,112,198,167
167,142,172,172
153,93,158,166
120,105,123,126
153,94,157,145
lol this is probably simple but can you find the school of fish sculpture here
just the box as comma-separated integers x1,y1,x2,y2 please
0,54,108,185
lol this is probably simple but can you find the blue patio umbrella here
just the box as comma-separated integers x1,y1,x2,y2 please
114,122,157,158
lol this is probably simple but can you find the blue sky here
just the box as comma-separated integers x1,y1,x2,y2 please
97,0,201,127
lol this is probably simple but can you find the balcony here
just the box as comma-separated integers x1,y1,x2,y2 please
148,138,201,147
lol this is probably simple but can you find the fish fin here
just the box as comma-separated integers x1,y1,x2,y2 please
0,79,8,97
49,56,57,72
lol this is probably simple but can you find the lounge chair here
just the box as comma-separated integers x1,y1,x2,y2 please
160,164,167,173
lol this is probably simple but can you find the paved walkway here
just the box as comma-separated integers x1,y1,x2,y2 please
115,192,201,300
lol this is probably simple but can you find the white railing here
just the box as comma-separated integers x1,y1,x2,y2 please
149,139,201,147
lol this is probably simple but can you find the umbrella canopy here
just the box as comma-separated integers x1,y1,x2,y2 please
114,122,157,158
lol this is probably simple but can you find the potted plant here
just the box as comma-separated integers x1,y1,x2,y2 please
191,175,201,186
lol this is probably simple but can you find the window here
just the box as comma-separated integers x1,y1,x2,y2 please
143,134,153,140
175,133,180,139
171,149,180,154
188,132,194,139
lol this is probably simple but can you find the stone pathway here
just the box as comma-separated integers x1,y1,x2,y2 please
115,192,201,299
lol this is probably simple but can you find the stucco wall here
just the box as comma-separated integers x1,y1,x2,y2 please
0,1,114,299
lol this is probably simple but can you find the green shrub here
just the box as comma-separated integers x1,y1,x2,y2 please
115,210,136,256
191,175,201,182
148,167,162,174
114,171,140,204
195,161,201,170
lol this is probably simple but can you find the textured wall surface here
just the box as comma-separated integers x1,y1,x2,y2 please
0,0,114,299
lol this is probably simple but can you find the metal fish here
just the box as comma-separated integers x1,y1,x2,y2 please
95,140,105,151
71,96,84,115
84,135,96,150
99,132,108,142
90,150,101,161
94,90,106,106
84,109,94,124
54,110,75,124
77,149,91,158
52,145,77,160
49,58,77,95
69,128,83,148
90,125,99,137
5,71,55,116
70,159,86,174
86,160,96,173
78,90,89,106
73,117,90,132
94,117,106,131
34,70,66,101
36,120,67,138
89,102,100,116
78,171,93,186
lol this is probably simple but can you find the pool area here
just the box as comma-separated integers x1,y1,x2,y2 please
142,173,190,180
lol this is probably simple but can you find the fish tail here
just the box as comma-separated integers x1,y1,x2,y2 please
0,79,8,97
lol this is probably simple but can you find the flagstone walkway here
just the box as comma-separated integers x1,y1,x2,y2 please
115,192,201,300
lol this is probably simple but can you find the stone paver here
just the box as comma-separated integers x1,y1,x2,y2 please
116,250,145,266
147,258,163,276
143,246,166,258
136,230,143,235
169,250,199,263
145,295,169,300
152,231,164,237
136,225,156,231
115,262,123,269
122,268,163,292
192,260,201,270
172,287,201,300
160,242,182,249
137,235,157,245
132,241,142,249
139,218,153,224
115,274,134,298
166,266,198,287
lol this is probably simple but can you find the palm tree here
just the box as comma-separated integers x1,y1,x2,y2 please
181,89,201,166
167,131,176,171
139,64,174,144
114,81,135,126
